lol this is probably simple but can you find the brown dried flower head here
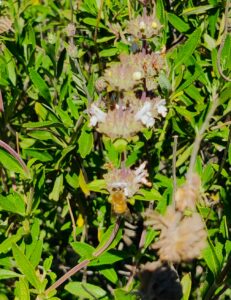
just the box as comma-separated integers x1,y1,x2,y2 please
175,173,201,212
144,206,207,262
126,13,161,39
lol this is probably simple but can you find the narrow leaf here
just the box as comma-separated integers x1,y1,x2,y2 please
12,243,42,291
65,282,106,299
175,28,202,69
29,68,51,102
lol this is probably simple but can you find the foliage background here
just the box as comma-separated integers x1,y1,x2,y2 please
0,0,231,299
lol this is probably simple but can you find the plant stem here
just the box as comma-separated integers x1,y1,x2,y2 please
187,92,219,179
45,217,121,295
217,0,231,82
0,140,30,176
172,135,178,208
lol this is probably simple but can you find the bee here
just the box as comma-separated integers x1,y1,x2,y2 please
109,189,129,215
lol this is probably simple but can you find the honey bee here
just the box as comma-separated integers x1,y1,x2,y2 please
109,189,129,215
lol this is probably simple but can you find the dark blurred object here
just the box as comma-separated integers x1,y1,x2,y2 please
139,261,183,300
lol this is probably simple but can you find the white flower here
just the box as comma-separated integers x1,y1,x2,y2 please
89,104,106,127
134,162,151,186
135,101,155,128
139,21,146,30
156,99,167,117
132,71,143,81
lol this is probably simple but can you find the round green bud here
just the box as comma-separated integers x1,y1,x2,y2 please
113,139,128,152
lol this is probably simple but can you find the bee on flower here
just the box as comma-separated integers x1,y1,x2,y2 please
104,162,151,215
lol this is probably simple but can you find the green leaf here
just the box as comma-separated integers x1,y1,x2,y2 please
78,129,93,158
29,240,43,267
82,18,107,29
0,193,25,216
24,149,53,162
65,282,107,299
65,173,79,189
90,250,125,266
168,13,190,32
143,229,158,251
79,169,90,197
3,47,16,86
49,174,64,201
175,27,202,69
176,144,193,167
99,268,118,284
15,277,30,300
182,5,216,15
0,228,23,254
56,107,73,127
12,243,42,291
94,225,122,255
87,179,107,193
0,269,20,280
71,242,95,258
99,48,118,57
156,0,165,24
0,149,27,176
134,188,163,202
114,288,136,300
181,273,192,300
23,121,63,128
202,240,222,277
29,68,51,102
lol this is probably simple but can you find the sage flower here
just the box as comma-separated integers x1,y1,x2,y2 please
104,161,151,198
126,13,161,39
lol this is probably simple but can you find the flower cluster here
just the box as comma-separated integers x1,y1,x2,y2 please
95,52,165,92
89,96,167,139
104,162,151,198
126,13,161,39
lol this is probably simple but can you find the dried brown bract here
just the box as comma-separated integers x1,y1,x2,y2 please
175,173,201,212
144,206,207,263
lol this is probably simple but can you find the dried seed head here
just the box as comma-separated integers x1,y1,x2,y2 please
144,206,207,263
175,174,201,212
